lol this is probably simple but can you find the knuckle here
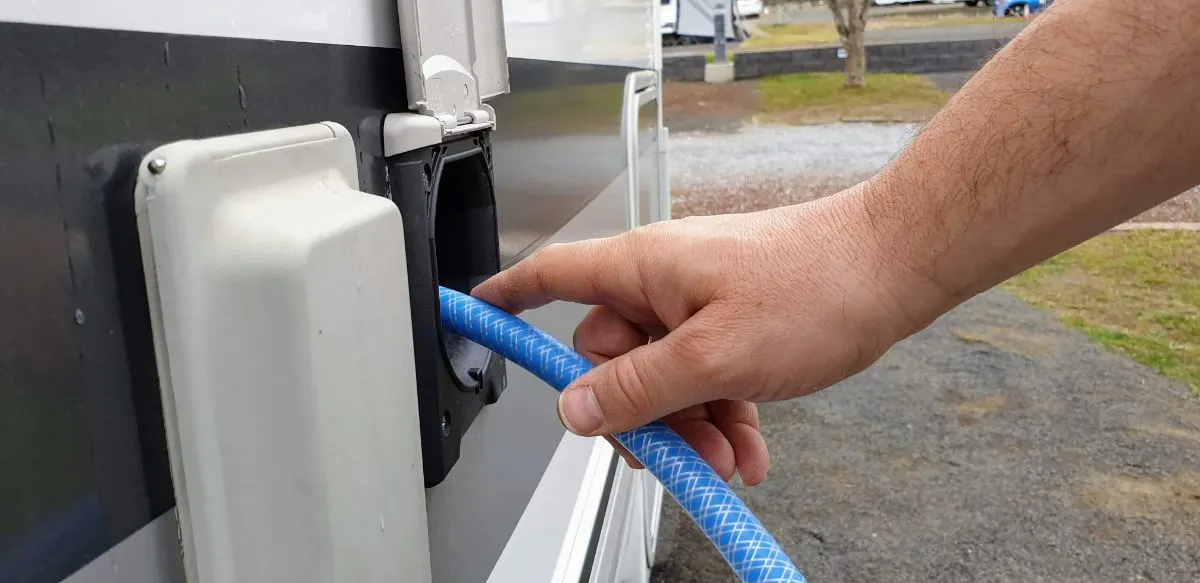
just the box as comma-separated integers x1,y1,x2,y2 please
671,325,736,378
531,258,558,293
541,241,570,256
601,356,655,424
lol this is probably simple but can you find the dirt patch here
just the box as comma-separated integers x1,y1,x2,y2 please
662,78,942,131
885,452,937,473
1128,424,1200,445
663,80,761,133
1081,472,1200,522
955,395,1008,425
950,326,1060,359
672,175,862,218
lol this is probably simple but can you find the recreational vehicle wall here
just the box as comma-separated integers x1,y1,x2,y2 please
0,0,669,582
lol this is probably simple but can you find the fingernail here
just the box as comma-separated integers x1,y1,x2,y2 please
558,386,604,435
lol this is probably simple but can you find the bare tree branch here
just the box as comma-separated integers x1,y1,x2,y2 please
852,0,870,28
824,0,850,41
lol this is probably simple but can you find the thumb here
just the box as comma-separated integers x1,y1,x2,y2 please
557,323,717,436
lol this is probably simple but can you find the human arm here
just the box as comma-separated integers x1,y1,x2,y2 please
472,0,1200,482
859,0,1200,321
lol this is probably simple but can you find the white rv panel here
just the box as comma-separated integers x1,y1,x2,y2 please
503,0,658,68
0,0,658,66
0,0,402,48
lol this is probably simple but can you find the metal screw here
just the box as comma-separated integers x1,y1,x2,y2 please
147,158,168,174
441,412,451,436
74,309,86,325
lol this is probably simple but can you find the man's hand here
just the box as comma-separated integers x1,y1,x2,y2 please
475,0,1200,484
472,191,946,484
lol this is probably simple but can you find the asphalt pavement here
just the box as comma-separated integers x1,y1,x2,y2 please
651,291,1200,582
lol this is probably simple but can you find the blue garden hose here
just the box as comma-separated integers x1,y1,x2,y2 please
438,286,807,583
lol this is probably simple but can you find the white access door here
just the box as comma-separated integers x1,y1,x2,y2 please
131,122,433,583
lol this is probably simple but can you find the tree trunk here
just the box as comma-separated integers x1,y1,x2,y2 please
844,28,866,88
824,0,870,88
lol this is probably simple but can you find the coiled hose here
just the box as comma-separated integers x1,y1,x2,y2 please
438,287,807,583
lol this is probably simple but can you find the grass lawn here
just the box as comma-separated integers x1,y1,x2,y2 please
745,22,842,48
745,10,1011,50
1003,230,1200,396
757,72,950,122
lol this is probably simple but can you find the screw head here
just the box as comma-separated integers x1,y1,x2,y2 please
74,309,86,325
147,158,168,174
441,412,451,437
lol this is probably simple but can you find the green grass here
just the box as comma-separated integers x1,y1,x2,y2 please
1003,230,1200,395
744,23,841,48
759,72,950,112
871,12,1006,30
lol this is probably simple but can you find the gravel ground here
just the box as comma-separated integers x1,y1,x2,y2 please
671,123,917,192
668,122,1200,222
670,122,916,216
651,123,1200,582
651,291,1200,582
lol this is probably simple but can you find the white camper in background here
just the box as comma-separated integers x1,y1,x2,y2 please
661,0,741,46
0,0,670,582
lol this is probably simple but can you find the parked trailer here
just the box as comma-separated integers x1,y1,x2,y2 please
660,0,740,46
0,0,670,581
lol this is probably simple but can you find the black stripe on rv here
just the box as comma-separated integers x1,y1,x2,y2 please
0,20,637,582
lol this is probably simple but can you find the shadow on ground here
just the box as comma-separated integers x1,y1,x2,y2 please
650,291,1200,582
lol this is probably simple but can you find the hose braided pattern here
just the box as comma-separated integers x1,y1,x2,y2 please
439,287,807,583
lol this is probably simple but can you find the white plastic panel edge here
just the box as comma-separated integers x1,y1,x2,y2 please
134,121,432,583
550,438,619,583
640,468,665,567
587,460,641,583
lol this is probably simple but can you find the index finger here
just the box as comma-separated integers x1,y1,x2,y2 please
470,235,650,317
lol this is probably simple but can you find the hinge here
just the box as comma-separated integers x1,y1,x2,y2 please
383,105,496,158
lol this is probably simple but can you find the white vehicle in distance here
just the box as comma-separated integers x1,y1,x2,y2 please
661,0,742,46
737,0,763,18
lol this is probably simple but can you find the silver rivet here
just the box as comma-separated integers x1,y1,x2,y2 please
147,158,168,174
74,309,86,325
